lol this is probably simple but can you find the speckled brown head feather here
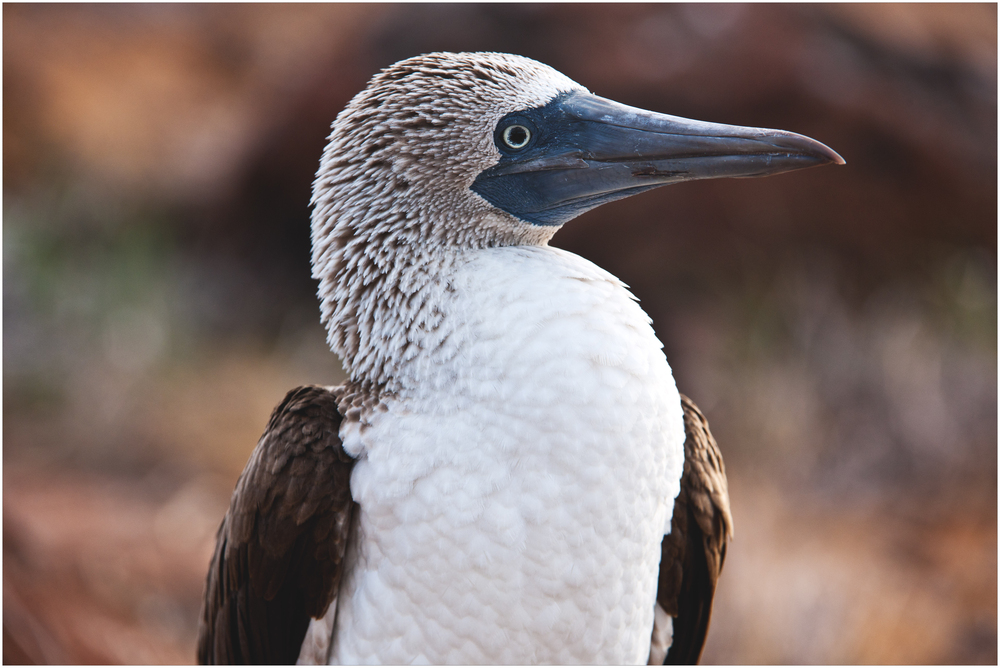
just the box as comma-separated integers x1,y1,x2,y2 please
310,53,583,389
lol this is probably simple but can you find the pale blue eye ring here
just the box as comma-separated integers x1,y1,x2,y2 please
502,124,531,149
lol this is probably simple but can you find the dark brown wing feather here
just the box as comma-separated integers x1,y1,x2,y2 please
197,385,357,664
656,394,734,665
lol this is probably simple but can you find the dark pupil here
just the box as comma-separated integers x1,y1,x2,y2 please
507,126,527,146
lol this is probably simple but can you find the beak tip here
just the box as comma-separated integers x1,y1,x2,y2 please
790,131,844,167
814,141,845,166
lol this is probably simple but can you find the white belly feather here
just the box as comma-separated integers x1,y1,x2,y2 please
329,245,685,664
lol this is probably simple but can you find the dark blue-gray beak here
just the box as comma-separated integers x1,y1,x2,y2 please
471,90,845,227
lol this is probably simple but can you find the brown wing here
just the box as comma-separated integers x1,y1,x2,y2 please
197,385,357,664
654,394,734,665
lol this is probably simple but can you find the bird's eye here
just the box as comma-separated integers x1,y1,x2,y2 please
501,124,531,150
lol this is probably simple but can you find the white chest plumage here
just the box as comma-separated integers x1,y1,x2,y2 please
329,245,685,664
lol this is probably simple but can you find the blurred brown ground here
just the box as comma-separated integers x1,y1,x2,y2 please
3,4,996,664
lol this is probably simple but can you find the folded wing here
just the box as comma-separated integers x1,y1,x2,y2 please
197,385,357,664
652,394,734,665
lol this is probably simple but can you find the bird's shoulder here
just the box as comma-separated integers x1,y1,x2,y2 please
197,384,357,664
653,393,734,664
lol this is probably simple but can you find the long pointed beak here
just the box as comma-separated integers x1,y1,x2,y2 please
471,91,844,227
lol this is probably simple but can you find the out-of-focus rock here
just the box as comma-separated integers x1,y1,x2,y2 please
3,467,230,664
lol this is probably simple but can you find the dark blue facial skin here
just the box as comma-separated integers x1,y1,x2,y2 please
471,90,844,227
472,92,665,226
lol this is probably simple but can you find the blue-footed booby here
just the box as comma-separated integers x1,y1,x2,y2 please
198,52,842,665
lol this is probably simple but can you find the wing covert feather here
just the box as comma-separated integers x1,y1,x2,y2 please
654,393,734,665
197,385,356,665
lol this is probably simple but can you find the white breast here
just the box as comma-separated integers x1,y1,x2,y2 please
329,245,685,664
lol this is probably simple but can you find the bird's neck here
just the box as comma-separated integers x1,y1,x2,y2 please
313,205,560,397
315,233,468,394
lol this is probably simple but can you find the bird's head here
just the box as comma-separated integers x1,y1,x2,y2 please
310,52,842,382
311,51,842,254
311,52,584,261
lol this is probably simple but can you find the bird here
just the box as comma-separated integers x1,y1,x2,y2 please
197,52,843,665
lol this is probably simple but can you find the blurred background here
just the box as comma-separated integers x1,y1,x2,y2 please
3,3,996,664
